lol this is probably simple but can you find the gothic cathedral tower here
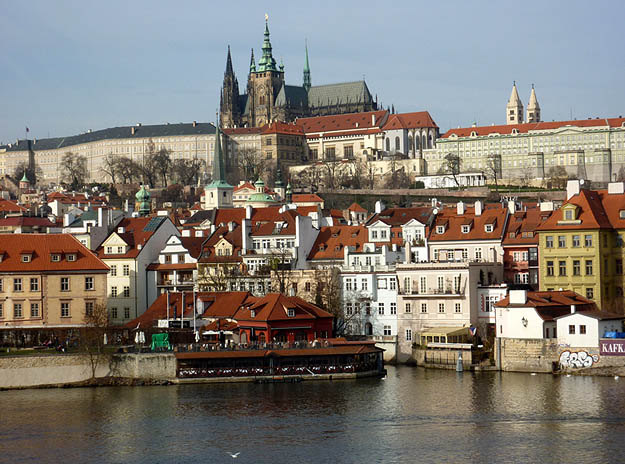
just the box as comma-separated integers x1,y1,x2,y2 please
526,84,541,123
506,81,524,125
246,19,285,127
220,46,241,128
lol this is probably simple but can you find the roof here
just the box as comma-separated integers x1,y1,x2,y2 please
502,204,552,246
0,234,108,273
296,110,388,133
442,117,625,139
275,84,309,108
307,81,374,109
537,189,612,231
367,207,433,227
0,199,27,214
429,203,507,242
382,111,438,130
66,208,123,228
495,290,597,321
198,224,243,264
179,236,206,259
234,293,333,323
554,310,625,321
0,216,56,228
308,225,368,260
96,216,171,259
347,202,367,213
222,127,262,136
6,123,216,152
292,193,323,203
261,121,304,136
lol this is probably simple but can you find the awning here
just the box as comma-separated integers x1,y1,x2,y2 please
419,327,470,337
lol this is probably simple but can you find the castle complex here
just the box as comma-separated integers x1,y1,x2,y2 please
219,20,377,128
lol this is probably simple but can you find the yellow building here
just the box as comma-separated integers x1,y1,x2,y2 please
537,181,625,311
0,234,108,331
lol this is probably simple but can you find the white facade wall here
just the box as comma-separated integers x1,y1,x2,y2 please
556,313,624,348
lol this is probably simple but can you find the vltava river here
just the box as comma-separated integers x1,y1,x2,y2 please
1,366,625,463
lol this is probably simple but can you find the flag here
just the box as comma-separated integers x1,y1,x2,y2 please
469,327,477,337
25,127,29,133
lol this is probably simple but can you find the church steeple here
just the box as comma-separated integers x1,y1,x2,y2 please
506,81,524,125
220,46,241,128
225,45,234,76
303,41,311,92
204,118,233,209
526,84,541,123
249,48,256,73
257,18,278,72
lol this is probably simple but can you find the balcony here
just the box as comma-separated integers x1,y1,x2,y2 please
399,287,464,297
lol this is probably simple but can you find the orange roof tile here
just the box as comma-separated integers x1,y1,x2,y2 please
0,199,26,213
235,293,333,323
308,225,367,260
96,216,171,259
429,203,507,242
537,189,612,231
296,110,388,133
292,193,324,203
260,121,304,135
382,111,438,130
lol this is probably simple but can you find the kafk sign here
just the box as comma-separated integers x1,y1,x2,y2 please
600,340,625,356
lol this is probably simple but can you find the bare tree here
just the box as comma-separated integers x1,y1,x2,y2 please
312,267,364,336
60,152,88,189
153,147,173,187
616,166,625,182
485,153,502,190
102,153,119,184
269,247,296,294
236,147,266,182
13,161,42,186
546,165,569,189
80,302,110,380
172,158,205,186
116,156,141,184
439,153,461,188
384,157,411,189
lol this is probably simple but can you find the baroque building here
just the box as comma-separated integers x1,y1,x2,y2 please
220,20,377,128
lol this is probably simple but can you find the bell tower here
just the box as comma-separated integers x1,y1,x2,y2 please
506,81,524,125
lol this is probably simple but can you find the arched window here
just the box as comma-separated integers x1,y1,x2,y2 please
260,96,265,105
385,138,390,151
415,136,420,150
395,136,400,152
422,135,427,149
429,133,434,148
408,135,413,152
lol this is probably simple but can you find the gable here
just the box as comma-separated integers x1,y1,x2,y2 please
101,232,128,248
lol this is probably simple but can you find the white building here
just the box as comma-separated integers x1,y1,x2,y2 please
555,311,624,348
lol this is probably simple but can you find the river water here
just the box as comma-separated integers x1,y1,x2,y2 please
1,366,625,463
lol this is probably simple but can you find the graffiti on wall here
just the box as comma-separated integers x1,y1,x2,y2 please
559,350,599,369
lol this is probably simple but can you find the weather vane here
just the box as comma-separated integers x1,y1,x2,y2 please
265,13,269,21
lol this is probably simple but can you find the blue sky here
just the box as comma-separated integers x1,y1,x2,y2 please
1,0,623,144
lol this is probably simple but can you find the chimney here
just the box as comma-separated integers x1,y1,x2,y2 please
371,114,376,126
566,179,581,200
457,201,465,216
117,226,125,234
571,304,576,314
509,289,527,305
245,205,253,220
508,200,516,214
608,182,625,195
193,121,197,127
195,230,203,237
431,198,438,208
131,127,135,135
375,200,384,214
97,207,104,227
474,200,483,216
228,221,235,232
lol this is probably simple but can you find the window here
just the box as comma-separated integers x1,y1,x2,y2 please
13,278,22,292
380,230,387,239
61,302,70,318
405,329,412,341
617,259,623,275
60,277,70,292
485,224,494,233
123,265,130,276
421,303,427,313
372,230,378,239
580,325,587,335
66,254,76,262
438,303,445,313
585,260,593,275
390,303,397,315
111,286,118,297
389,278,396,290
378,303,385,315
305,281,311,292
586,287,594,299
383,325,392,336
545,236,553,248
21,254,31,263
30,278,39,292
565,210,574,220
51,254,61,262
572,235,580,247
462,225,470,234
420,277,427,294
558,236,566,248
475,248,482,260
569,324,575,335
403,277,411,293
377,278,387,289
0,279,2,292
362,279,368,291
405,303,411,313
455,303,461,313
546,261,554,276
111,307,118,319
30,302,39,318
436,226,445,234
0,302,3,318
110,265,117,276
85,277,94,291
123,286,130,297
287,308,295,317
437,276,444,292
85,302,94,316
106,246,113,254
124,307,130,319
573,260,581,276
14,303,23,318
559,260,567,276
345,278,353,291
584,235,593,247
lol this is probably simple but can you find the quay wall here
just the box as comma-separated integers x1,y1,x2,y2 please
0,353,176,389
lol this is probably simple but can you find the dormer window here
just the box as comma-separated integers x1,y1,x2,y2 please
21,254,31,263
66,254,76,262
250,309,256,318
287,308,295,317
106,246,113,254
564,209,574,221
620,210,625,219
462,225,470,234
436,225,445,234
485,224,494,233
51,254,61,262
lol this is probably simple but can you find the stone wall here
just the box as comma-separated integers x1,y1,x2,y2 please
497,338,561,372
0,353,177,389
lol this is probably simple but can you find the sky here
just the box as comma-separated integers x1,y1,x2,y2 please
1,0,624,144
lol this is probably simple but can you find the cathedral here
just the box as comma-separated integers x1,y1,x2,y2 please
220,20,378,128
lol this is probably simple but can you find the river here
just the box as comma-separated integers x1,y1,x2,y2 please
1,366,624,463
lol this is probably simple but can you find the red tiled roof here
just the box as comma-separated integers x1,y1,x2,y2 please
502,204,552,246
198,224,243,264
348,202,367,213
0,216,56,227
261,121,304,135
382,111,438,130
429,203,507,242
495,290,598,321
96,216,170,259
536,189,612,231
308,225,367,260
442,117,625,139
368,207,433,227
292,193,324,203
235,293,333,323
296,110,388,133
0,199,26,213
305,128,381,139
180,236,206,259
0,234,108,272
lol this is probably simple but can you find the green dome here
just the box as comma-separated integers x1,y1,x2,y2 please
249,192,275,203
254,178,265,188
136,185,151,201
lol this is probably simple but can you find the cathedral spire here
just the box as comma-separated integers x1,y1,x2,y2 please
506,81,524,125
303,40,311,92
225,45,234,76
249,48,256,73
257,16,277,72
526,84,541,123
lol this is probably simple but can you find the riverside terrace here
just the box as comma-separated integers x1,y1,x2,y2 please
173,339,385,380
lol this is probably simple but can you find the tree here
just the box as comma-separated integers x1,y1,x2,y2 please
172,158,205,186
485,154,502,190
13,161,42,186
546,165,569,190
60,152,88,189
80,302,110,380
440,153,461,187
269,247,296,294
153,147,173,187
116,156,141,184
616,166,625,182
236,147,266,182
384,158,411,189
